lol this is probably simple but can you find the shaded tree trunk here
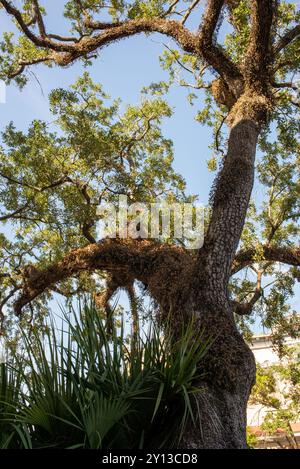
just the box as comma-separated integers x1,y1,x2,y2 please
182,308,256,449
176,118,259,448
183,373,255,449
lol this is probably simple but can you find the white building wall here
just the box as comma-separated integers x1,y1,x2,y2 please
247,335,300,427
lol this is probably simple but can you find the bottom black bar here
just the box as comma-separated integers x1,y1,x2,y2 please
0,449,299,467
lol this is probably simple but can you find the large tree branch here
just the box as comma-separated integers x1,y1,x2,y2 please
0,1,198,55
11,238,300,318
13,239,187,316
0,1,240,87
198,0,242,84
244,0,275,92
232,245,300,275
0,202,31,221
231,270,262,315
13,239,141,315
0,0,74,51
274,24,300,55
59,19,198,57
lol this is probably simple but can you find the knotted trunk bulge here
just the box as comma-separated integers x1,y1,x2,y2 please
180,307,256,449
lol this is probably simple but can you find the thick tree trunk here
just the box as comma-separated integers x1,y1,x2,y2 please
181,308,256,449
183,377,254,449
180,118,259,448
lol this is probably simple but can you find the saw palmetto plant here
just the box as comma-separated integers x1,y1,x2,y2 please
0,301,211,449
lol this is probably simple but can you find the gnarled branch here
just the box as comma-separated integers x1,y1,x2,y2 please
1,1,240,88
198,0,242,85
245,0,275,92
0,0,74,51
274,24,300,55
231,270,262,315
13,238,187,316
232,245,300,275
95,274,120,335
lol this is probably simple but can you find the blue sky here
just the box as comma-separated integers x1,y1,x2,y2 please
0,2,299,322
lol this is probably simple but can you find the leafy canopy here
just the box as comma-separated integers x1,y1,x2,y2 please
0,1,299,349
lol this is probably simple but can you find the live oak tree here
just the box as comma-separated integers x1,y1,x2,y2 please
0,0,299,448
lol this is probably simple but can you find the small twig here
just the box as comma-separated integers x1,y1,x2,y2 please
163,0,180,17
181,0,202,25
215,114,227,155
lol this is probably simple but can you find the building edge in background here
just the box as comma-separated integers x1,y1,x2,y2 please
247,333,300,449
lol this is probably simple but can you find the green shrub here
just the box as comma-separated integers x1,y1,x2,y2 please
0,303,211,449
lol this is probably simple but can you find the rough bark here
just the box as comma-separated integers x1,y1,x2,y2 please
195,119,259,309
182,118,259,448
183,374,255,448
